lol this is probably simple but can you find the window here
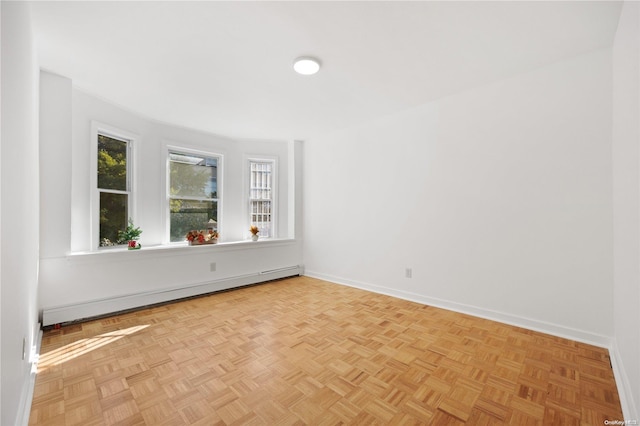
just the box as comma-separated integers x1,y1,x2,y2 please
97,133,132,247
168,149,220,242
249,159,275,238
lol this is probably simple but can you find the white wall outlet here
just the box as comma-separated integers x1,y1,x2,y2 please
405,268,412,278
210,262,217,272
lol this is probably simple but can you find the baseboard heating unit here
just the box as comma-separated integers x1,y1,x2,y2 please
41,265,302,326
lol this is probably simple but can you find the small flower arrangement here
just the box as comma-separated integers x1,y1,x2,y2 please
101,238,115,247
250,225,259,241
186,229,219,245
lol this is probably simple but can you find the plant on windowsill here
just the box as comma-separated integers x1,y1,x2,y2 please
186,229,219,245
250,225,259,241
117,219,142,250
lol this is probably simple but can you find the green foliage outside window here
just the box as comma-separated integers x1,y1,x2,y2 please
98,135,129,246
98,135,127,190
169,152,219,242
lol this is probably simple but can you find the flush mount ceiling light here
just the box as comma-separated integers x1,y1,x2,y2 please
293,56,321,75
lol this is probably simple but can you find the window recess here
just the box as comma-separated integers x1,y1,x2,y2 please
168,150,220,242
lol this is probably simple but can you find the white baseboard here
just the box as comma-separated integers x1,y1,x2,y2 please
609,338,639,422
17,326,42,426
304,271,640,419
304,270,612,348
42,266,302,326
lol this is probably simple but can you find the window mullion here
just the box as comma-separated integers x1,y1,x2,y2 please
99,188,130,196
169,195,216,203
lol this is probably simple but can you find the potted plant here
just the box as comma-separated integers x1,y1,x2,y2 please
250,225,259,241
117,219,142,250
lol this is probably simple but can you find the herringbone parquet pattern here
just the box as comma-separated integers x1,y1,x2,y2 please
29,276,623,425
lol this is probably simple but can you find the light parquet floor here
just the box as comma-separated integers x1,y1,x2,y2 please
29,276,623,425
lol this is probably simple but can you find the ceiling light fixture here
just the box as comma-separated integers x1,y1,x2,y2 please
293,57,321,75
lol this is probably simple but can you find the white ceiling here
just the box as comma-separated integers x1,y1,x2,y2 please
30,1,622,141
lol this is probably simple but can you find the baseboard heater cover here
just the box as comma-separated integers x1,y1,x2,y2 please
42,265,302,326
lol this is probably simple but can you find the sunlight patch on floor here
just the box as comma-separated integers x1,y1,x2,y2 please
37,324,149,372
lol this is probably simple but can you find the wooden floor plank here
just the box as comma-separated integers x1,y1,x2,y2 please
29,276,623,424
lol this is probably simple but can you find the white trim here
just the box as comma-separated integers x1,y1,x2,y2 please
304,272,640,414
304,270,613,348
62,238,298,263
90,121,139,250
42,266,302,326
17,327,42,426
610,338,639,421
244,155,278,239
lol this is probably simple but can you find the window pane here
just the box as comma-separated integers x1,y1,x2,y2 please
170,199,218,242
98,135,127,191
250,200,272,237
170,152,217,199
250,162,272,199
100,192,128,246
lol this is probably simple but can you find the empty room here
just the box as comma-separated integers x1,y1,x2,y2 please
2,1,640,424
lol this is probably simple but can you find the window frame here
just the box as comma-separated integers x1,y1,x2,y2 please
165,144,223,244
90,121,138,250
246,156,277,239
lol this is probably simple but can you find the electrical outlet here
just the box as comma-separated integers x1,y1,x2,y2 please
405,268,412,278
210,262,216,272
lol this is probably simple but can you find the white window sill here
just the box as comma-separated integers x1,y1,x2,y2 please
64,238,298,263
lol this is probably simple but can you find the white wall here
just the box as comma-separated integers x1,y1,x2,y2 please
1,2,41,425
38,75,302,322
304,47,613,344
612,1,640,420
29,3,640,421
40,72,72,259
67,88,292,250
